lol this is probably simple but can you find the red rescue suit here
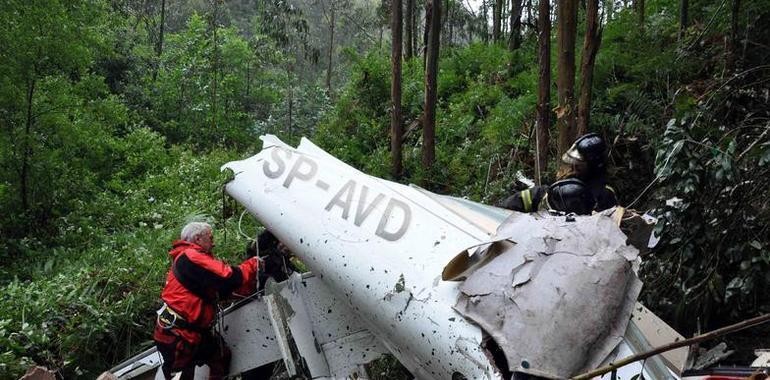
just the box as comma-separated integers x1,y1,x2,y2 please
153,240,258,378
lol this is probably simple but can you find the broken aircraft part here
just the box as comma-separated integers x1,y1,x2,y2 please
221,135,651,379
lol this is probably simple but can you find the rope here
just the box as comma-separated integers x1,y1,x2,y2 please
221,186,228,249
238,209,260,242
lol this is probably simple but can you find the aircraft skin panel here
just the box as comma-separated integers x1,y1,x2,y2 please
219,298,283,374
293,135,493,241
452,211,643,378
223,137,502,379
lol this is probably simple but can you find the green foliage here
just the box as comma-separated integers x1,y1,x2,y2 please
149,13,284,148
0,143,254,378
0,1,293,378
0,0,120,238
640,78,770,332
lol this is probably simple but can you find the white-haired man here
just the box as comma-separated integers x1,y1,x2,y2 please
153,222,260,380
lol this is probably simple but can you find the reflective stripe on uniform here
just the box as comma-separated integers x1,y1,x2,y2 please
540,194,551,211
522,189,533,212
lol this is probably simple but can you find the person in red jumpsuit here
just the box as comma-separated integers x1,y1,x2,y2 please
153,222,260,380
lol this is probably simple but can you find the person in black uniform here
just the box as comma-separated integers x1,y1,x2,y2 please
245,230,302,291
558,132,618,211
499,133,618,214
498,178,596,215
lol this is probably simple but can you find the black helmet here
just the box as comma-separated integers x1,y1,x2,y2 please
546,178,595,215
561,133,607,170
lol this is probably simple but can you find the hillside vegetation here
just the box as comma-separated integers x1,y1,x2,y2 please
0,0,768,378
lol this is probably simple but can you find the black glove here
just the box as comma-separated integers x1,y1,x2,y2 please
245,240,258,259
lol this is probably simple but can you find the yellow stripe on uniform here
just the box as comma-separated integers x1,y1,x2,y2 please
522,189,533,212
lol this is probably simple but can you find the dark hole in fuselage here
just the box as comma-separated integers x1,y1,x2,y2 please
483,333,512,380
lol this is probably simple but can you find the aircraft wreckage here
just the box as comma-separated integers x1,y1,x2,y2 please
111,135,687,380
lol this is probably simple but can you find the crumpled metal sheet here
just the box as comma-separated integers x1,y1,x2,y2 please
453,210,643,379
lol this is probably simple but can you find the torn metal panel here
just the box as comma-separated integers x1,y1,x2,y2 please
277,274,332,378
273,272,389,379
616,208,660,255
630,302,687,374
442,239,515,281
219,297,282,374
322,331,389,379
296,275,371,347
265,293,299,377
596,320,676,380
110,349,161,379
752,350,770,367
454,211,643,379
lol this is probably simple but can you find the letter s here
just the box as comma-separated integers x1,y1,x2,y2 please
263,147,292,179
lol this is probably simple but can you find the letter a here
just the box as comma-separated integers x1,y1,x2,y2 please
325,180,356,220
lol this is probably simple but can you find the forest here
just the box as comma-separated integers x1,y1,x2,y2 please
0,0,768,378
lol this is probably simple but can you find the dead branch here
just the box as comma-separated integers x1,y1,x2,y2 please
571,313,770,380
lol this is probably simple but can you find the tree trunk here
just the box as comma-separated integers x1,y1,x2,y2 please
482,0,489,43
527,0,534,33
447,0,453,46
157,0,166,56
635,0,644,28
287,68,294,135
493,0,503,42
502,0,509,36
556,0,578,157
678,0,688,40
211,0,219,132
327,6,335,95
508,0,523,50
405,0,414,59
577,0,601,135
392,0,404,178
246,60,251,99
412,3,418,55
536,0,551,185
423,0,441,176
727,0,740,71
21,78,35,212
288,88,293,135
152,0,166,81
423,1,432,66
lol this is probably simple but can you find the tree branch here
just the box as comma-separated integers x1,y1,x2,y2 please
571,313,770,380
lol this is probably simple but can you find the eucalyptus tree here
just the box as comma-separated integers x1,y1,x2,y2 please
423,0,441,176
536,0,551,184
556,0,578,157
508,0,523,50
576,0,602,135
391,0,404,178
